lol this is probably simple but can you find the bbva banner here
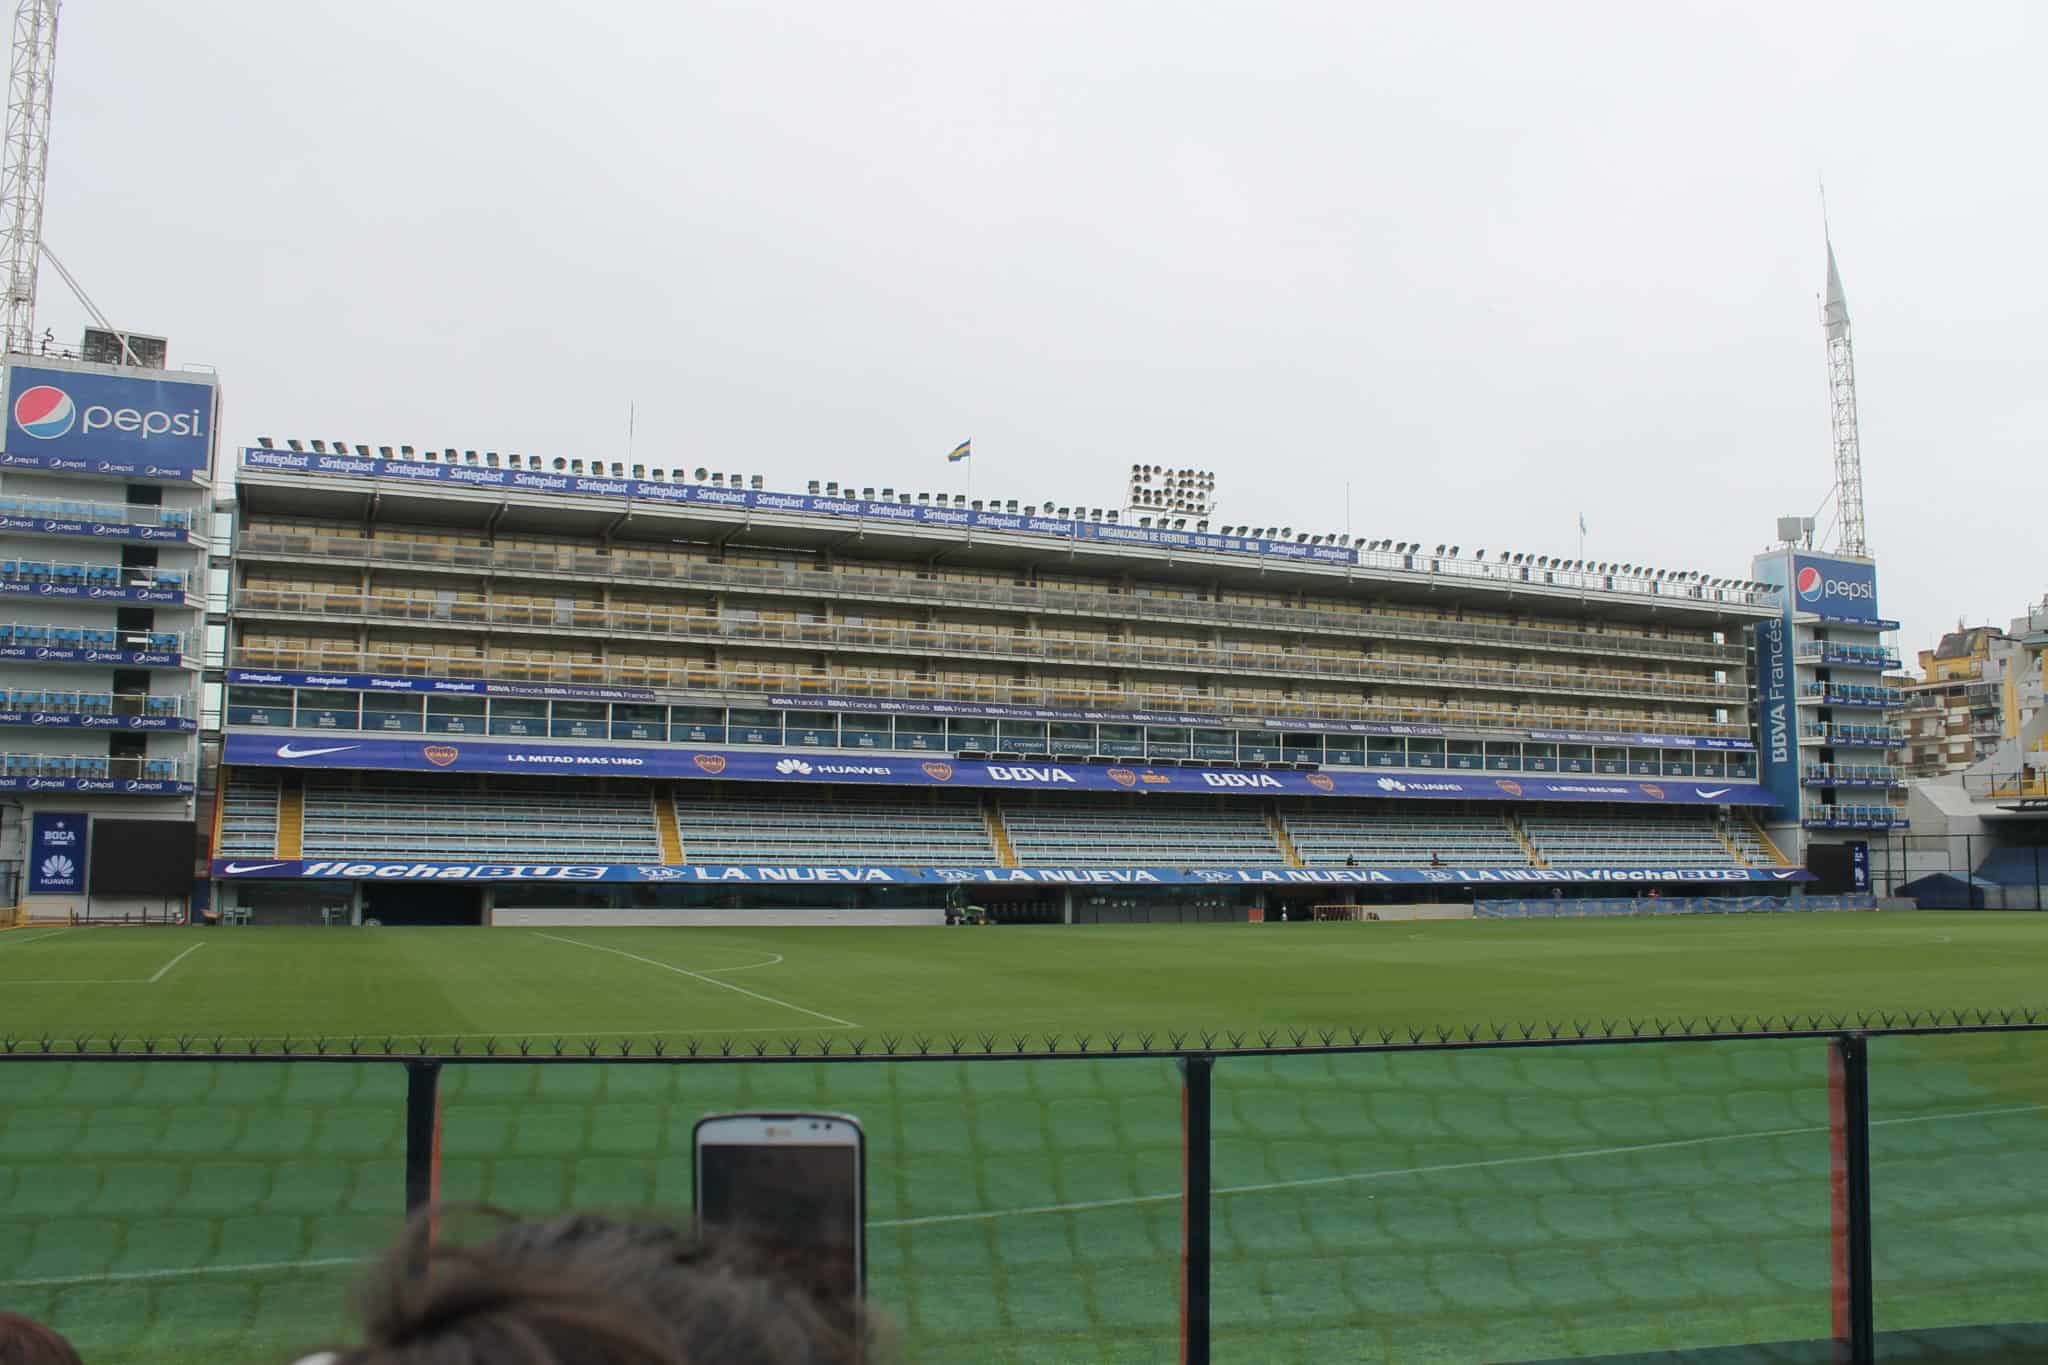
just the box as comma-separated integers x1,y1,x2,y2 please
221,733,1774,805
209,859,1814,886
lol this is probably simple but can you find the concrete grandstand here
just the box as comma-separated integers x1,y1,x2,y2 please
209,446,1808,925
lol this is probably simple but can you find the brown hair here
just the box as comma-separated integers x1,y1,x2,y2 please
0,1314,84,1365
315,1209,872,1365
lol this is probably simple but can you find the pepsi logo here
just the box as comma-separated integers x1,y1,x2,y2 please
13,386,76,439
1795,566,1824,602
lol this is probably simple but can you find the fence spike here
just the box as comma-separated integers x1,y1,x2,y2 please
444,1037,458,1057
1011,1034,1029,1053
1075,1034,1092,1053
785,1037,806,1056
1348,1026,1367,1045
650,1038,667,1057
1258,1030,1278,1049
583,1039,601,1056
1406,1026,1424,1044
615,1039,634,1056
1318,1028,1337,1047
946,1035,966,1054
684,1037,701,1057
1379,1026,1395,1043
1140,1031,1158,1051
914,1035,933,1055
1226,1031,1246,1050
1519,1022,1537,1040
517,1038,533,1056
1434,1025,1453,1043
978,1032,998,1054
551,1037,566,1057
881,1034,902,1055
815,1038,836,1056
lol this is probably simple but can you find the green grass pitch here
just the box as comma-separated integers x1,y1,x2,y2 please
0,914,2043,1363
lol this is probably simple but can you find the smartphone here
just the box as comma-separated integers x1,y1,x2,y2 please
693,1111,866,1302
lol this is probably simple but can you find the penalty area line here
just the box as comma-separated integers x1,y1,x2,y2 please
533,933,858,1029
148,942,206,983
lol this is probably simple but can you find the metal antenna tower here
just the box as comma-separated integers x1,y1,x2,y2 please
0,0,57,357
1821,210,1868,556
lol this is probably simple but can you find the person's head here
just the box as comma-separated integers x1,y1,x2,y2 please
0,1314,83,1365
302,1208,872,1365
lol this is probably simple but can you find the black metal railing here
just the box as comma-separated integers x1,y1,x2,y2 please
3,1014,2046,1363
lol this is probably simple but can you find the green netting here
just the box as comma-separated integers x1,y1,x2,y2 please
1209,1042,1836,1363
1870,1033,2048,1354
0,1060,404,1365
436,1058,1185,1364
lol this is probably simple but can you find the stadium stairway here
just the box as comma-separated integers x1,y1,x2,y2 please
276,778,305,859
1509,813,1547,867
1740,811,1796,867
982,800,1019,868
653,789,685,864
1266,809,1305,868
1712,819,1752,867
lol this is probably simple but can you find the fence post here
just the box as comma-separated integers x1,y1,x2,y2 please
404,1060,443,1219
1180,1053,1214,1365
1828,1035,1875,1364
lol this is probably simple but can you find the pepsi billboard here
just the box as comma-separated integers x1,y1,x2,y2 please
1790,555,1879,624
2,364,215,477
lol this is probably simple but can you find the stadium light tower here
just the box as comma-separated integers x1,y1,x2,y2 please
1822,222,1868,557
0,0,58,357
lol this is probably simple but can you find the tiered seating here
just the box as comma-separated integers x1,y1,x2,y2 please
1727,821,1777,868
218,772,280,857
1284,810,1527,868
300,780,661,861
1003,801,1283,866
1520,813,1740,868
671,796,993,864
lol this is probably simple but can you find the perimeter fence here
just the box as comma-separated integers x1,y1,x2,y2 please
2,1015,2045,1365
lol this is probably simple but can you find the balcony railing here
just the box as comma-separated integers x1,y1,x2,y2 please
1794,643,1900,670
0,559,190,593
1800,764,1903,788
0,623,189,653
0,753,191,782
0,689,189,718
227,643,1753,744
0,494,195,530
231,530,1749,667
1804,805,1908,830
233,589,1750,707
1797,684,1903,708
1799,724,1905,747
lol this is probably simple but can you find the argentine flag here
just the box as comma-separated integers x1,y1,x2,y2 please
947,439,971,463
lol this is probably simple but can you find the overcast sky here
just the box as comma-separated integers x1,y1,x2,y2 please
36,2,2045,663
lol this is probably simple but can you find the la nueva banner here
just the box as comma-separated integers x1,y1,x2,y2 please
221,733,1774,806
209,858,1814,886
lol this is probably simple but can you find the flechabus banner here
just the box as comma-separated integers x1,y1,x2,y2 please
3,364,216,476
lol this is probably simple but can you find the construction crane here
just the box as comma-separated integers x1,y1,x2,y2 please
1822,223,1868,557
0,0,56,358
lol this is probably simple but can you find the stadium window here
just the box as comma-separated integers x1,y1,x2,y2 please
1098,722,1144,757
1366,737,1405,767
786,710,839,746
1557,744,1593,774
1283,732,1324,763
1049,721,1095,755
1239,729,1282,763
727,708,784,744
947,717,996,753
1146,726,1191,760
226,684,293,727
294,689,360,731
1191,727,1235,762
894,715,944,751
1484,741,1522,771
425,695,486,735
841,713,891,749
1696,751,1727,778
488,698,548,738
667,705,724,743
1628,749,1661,776
1594,746,1629,774
1408,738,1446,769
1661,749,1696,777
1445,740,1483,770
550,701,609,740
1000,720,1048,748
362,693,425,734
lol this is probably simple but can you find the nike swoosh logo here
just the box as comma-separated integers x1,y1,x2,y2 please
275,743,358,759
1694,787,1732,799
1772,870,1799,880
222,861,286,874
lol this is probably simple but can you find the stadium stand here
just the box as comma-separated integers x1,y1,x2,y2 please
299,779,662,862
1727,819,1779,868
1003,799,1285,866
1282,808,1529,868
1519,810,1745,868
669,795,994,864
218,770,281,858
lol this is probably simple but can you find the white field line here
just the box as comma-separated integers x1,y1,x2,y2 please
0,927,71,947
869,1100,2048,1229
147,942,205,983
38,1023,850,1047
700,953,786,975
534,933,857,1029
0,1101,2040,1293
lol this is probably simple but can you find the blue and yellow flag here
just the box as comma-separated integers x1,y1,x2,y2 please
946,440,971,463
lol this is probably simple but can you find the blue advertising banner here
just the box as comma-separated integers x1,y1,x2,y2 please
1,777,192,795
28,812,86,893
0,712,196,732
0,514,189,544
239,448,1360,567
225,668,657,704
1754,613,1799,817
1,645,183,667
220,733,1775,805
209,857,1814,886
1790,554,1880,624
0,580,186,604
1850,840,1870,892
4,364,215,474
